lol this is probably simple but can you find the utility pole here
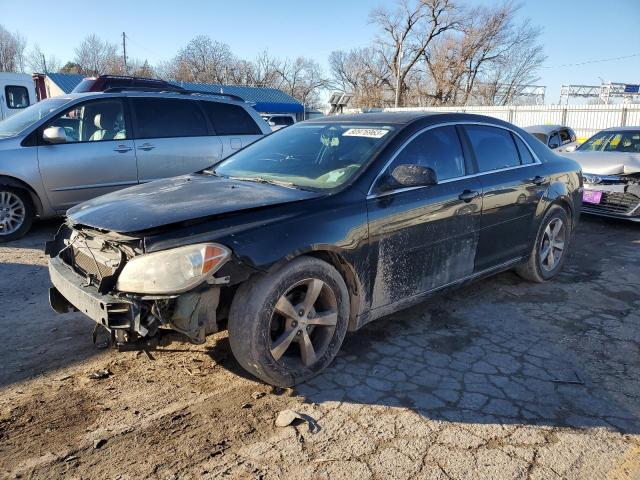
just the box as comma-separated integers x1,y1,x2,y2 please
122,32,128,74
394,44,403,108
41,53,48,74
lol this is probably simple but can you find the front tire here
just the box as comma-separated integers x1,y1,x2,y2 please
516,205,571,283
0,188,33,242
228,256,350,387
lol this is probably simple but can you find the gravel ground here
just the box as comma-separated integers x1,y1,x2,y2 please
0,216,638,479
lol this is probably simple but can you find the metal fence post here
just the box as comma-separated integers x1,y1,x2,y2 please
621,107,628,127
561,107,567,126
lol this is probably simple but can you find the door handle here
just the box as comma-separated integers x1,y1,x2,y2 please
530,175,545,185
458,189,480,202
113,145,132,153
137,143,155,151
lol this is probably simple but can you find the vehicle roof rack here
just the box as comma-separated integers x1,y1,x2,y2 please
101,86,247,103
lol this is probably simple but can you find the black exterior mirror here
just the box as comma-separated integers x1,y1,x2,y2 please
382,164,437,190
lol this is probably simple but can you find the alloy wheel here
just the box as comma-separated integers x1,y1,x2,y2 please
269,278,338,368
539,217,565,272
0,191,26,236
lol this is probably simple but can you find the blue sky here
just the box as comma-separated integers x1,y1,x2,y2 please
5,0,640,104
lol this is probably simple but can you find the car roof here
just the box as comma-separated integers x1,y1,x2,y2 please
49,90,248,105
523,125,567,134
305,111,522,127
603,126,640,132
307,111,443,125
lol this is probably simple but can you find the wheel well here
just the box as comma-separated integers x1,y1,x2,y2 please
305,250,363,331
550,197,574,226
0,175,43,216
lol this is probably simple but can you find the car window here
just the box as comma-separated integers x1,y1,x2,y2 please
273,116,294,126
568,129,577,142
513,134,536,164
131,98,208,139
214,123,395,190
201,101,262,135
386,125,466,182
0,97,69,138
531,132,548,144
46,99,127,143
559,129,572,145
465,125,521,171
5,86,29,109
578,130,640,152
548,132,561,149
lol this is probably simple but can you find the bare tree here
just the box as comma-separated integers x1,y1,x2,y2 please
275,57,328,109
250,50,282,87
329,48,391,107
369,0,459,107
74,34,121,75
26,44,61,73
0,25,26,72
165,35,234,83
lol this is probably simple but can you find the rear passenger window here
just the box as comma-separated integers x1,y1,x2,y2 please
465,125,520,172
513,134,536,164
5,85,29,109
201,102,262,135
132,98,208,139
388,125,466,181
559,129,572,145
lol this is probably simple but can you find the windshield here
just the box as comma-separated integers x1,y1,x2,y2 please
213,123,395,190
0,98,71,138
578,130,640,153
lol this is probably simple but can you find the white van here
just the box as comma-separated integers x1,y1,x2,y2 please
0,73,37,121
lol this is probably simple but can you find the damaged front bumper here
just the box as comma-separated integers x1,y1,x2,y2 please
46,228,222,346
581,174,640,221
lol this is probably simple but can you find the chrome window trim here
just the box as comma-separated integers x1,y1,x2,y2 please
367,121,542,199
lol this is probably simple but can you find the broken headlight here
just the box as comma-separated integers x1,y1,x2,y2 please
116,243,230,294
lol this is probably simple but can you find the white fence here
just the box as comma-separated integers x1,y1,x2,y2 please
340,104,640,141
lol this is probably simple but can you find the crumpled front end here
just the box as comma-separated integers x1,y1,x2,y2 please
581,173,640,221
46,225,223,347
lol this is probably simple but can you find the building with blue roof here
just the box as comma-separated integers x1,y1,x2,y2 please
43,73,304,118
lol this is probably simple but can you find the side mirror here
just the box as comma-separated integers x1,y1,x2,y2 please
381,164,437,191
43,126,67,144
564,144,577,152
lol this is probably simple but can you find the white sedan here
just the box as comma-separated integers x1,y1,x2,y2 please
523,125,579,153
562,127,640,222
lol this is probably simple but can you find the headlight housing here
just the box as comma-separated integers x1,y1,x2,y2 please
116,243,230,294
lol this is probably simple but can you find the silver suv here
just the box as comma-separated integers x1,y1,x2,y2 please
0,90,270,241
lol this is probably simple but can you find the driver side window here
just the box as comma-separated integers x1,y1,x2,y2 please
384,125,466,183
46,99,127,144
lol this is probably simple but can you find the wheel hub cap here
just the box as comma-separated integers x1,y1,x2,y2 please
269,278,338,368
539,217,565,272
0,191,26,236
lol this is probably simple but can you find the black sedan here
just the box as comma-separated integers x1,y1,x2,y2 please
46,112,582,386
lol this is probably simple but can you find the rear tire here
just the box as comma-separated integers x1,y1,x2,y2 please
516,205,571,283
228,256,350,387
0,188,34,242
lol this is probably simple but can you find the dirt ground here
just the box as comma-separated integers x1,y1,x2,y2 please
0,215,639,480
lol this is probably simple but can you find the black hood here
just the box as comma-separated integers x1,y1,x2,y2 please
67,174,321,233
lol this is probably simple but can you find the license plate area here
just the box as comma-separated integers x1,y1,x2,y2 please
583,190,602,204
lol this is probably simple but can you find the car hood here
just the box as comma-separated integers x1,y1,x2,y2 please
563,151,640,175
67,174,322,233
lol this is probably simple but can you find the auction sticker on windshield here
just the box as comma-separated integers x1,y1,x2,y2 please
343,128,389,138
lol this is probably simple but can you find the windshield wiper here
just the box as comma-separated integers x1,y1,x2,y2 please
229,176,301,190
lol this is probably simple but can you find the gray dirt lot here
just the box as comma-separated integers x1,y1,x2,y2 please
0,216,638,479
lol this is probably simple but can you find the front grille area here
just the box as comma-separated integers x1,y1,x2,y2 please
583,191,640,216
71,247,116,279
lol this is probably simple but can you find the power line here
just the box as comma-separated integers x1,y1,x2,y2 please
540,53,640,69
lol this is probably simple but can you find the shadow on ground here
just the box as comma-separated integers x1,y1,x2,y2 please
214,216,640,434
